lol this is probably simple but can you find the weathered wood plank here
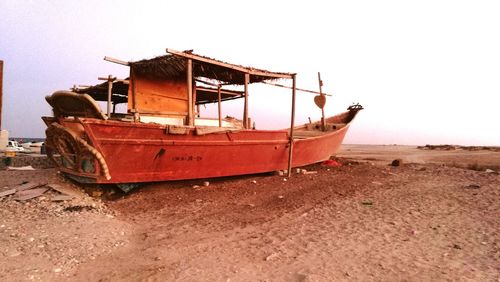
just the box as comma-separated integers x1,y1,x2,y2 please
0,189,16,198
51,195,74,202
14,188,48,201
14,182,47,192
46,183,83,198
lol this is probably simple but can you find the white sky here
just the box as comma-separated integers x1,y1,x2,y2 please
1,0,499,145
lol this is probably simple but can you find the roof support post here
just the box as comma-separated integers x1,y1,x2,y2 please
186,59,194,126
287,74,297,178
98,74,116,119
243,73,249,129
218,85,222,127
107,75,113,118
130,68,138,122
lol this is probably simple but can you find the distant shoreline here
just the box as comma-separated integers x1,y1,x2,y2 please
10,137,45,143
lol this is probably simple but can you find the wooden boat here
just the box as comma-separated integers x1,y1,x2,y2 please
42,49,362,191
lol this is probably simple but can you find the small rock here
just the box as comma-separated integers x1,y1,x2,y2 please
295,168,301,174
464,184,480,189
485,169,496,173
453,244,462,250
202,181,210,187
391,159,403,166
195,199,203,203
192,185,200,189
371,181,383,185
9,251,21,257
283,178,287,182
278,195,284,199
28,237,35,242
265,252,279,261
53,268,62,273
251,180,257,184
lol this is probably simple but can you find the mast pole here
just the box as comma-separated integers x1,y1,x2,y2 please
243,73,249,129
287,74,297,177
318,72,326,131
218,85,222,127
187,59,194,126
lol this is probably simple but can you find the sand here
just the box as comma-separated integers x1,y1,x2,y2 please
0,145,498,281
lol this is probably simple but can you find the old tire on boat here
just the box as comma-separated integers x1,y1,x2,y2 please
45,123,111,180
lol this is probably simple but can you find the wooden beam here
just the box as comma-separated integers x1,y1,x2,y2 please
104,56,129,66
261,81,332,96
217,85,222,127
107,75,113,117
131,68,138,121
186,59,194,126
134,110,188,116
196,87,242,96
193,84,198,117
195,78,219,87
243,73,249,129
166,48,293,79
287,74,297,178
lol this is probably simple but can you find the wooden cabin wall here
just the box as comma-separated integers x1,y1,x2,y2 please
128,72,188,117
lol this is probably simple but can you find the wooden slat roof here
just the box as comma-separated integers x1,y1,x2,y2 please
129,49,293,85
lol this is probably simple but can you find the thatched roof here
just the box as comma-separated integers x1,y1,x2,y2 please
76,49,291,105
130,49,293,85
74,80,129,104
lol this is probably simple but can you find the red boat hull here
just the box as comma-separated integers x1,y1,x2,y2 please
44,110,358,184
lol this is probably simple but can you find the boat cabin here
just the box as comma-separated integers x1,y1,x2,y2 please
68,49,295,129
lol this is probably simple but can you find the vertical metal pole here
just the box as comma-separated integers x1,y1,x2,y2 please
217,85,222,127
187,59,193,126
318,72,326,131
0,60,3,129
243,73,249,129
287,74,297,177
107,74,113,118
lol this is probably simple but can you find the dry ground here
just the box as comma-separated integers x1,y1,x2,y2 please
0,145,499,281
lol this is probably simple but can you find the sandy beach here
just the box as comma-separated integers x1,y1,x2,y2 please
0,145,498,281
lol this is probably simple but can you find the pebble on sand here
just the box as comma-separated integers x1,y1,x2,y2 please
391,159,403,166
